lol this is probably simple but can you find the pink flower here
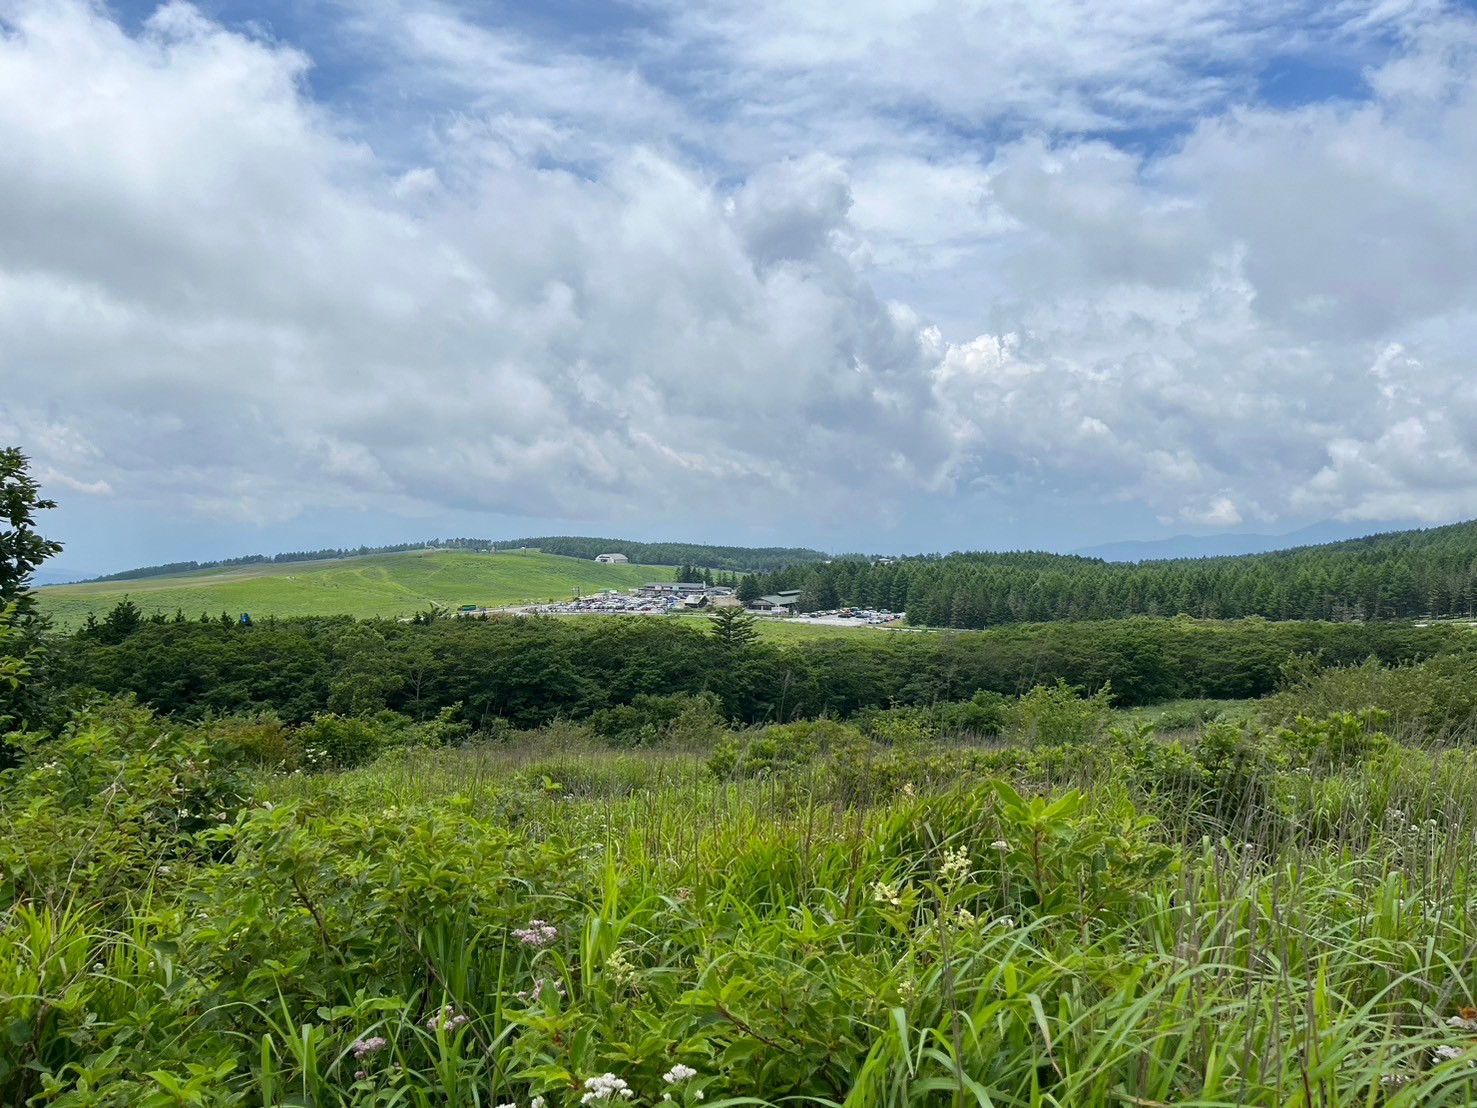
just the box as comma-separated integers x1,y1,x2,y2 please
513,920,559,948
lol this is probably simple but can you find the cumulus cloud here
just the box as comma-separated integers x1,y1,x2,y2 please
2,0,1477,549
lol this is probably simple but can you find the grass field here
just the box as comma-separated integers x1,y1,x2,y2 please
34,550,668,627
9,702,1477,1105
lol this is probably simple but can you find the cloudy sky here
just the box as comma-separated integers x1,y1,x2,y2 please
4,0,1477,575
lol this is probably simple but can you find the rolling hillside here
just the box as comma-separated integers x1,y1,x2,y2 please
35,550,669,627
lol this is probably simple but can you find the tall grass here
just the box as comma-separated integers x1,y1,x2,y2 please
5,710,1477,1105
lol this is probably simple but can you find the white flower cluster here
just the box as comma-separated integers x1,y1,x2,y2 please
1433,1043,1467,1062
990,839,1010,852
580,1073,633,1104
606,948,639,989
871,881,902,907
939,846,970,889
662,1063,697,1084
1447,1014,1477,1032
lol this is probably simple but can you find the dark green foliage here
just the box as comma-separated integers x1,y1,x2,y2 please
745,518,1477,627
0,449,62,740
707,605,758,651
46,613,1473,732
589,691,725,747
0,447,63,615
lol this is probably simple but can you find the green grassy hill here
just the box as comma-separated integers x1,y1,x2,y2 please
35,550,669,627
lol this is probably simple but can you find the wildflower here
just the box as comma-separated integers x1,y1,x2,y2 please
901,782,916,798
939,846,970,889
355,1070,367,1081
663,1063,697,1084
351,1035,388,1059
990,839,1010,852
606,948,639,989
495,1103,518,1108
92,962,105,972
1381,1073,1411,1088
1433,1044,1466,1062
425,1006,469,1033
532,1098,546,1108
515,977,566,1002
580,1073,633,1104
513,920,559,948
1447,1013,1477,1032
992,916,1016,930
871,880,902,907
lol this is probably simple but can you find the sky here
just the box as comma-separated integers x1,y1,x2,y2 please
5,0,1477,576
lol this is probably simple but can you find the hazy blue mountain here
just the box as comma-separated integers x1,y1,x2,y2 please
1074,520,1426,563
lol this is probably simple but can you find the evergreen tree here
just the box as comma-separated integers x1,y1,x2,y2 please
708,605,759,651
0,447,63,618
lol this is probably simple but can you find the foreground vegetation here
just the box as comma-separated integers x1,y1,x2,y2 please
6,675,1477,1106
35,551,668,629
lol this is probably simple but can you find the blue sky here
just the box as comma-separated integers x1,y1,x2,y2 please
5,0,1477,576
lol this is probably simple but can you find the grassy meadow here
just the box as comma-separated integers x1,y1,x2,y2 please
34,550,668,627
7,681,1477,1106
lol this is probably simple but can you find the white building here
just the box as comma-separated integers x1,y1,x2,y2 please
595,552,629,564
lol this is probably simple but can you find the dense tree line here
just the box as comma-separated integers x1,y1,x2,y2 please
493,537,829,573
46,609,1471,728
745,520,1477,627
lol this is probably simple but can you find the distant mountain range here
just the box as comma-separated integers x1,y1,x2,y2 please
1073,520,1426,563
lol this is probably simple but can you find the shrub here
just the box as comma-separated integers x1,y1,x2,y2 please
294,713,390,769
590,692,725,747
199,711,295,768
0,701,250,908
1013,679,1114,745
1259,654,1477,740
708,719,862,780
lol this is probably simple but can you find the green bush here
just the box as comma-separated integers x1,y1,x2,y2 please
0,701,250,909
1013,678,1114,744
590,692,725,747
199,711,295,768
294,712,390,769
707,718,861,780
1260,654,1477,739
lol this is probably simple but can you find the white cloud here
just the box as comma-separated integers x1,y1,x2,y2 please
1183,496,1243,526
2,0,1477,549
